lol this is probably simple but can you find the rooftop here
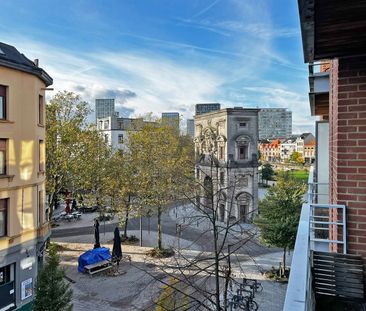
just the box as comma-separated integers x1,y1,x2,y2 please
194,107,260,119
0,42,52,86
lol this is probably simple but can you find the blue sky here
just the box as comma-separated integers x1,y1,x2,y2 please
0,0,316,133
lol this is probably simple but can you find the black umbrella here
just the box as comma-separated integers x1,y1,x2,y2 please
112,227,122,266
94,219,101,249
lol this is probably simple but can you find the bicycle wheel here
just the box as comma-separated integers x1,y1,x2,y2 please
256,283,263,293
237,301,249,311
248,300,258,311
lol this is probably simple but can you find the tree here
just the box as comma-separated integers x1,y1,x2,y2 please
105,151,137,238
254,175,306,273
290,151,304,164
129,150,261,311
127,121,192,252
72,125,113,210
46,91,91,217
261,163,275,185
34,244,73,311
46,91,114,217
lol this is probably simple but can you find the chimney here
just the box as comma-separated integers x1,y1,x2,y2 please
34,59,39,67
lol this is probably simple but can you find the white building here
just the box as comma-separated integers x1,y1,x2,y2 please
97,115,151,150
194,108,259,223
280,136,298,160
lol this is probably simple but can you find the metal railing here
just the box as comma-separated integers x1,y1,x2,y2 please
283,167,347,311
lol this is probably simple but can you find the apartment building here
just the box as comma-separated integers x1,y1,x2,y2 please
161,112,180,132
186,118,194,137
258,139,281,162
284,2,366,310
258,108,292,139
97,115,153,149
195,103,221,115
95,98,117,120
0,43,52,310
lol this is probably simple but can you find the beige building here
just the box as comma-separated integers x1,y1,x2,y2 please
194,108,259,223
0,42,52,310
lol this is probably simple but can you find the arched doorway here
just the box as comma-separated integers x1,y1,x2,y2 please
236,192,252,222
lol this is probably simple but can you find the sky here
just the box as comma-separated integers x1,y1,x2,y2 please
0,0,316,133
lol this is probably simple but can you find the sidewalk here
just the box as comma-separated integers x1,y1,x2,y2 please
168,203,293,272
169,203,259,237
54,231,288,311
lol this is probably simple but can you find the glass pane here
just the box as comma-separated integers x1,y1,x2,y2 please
0,211,5,236
0,97,3,119
0,151,4,174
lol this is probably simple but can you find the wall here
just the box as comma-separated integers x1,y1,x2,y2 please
0,65,49,309
194,109,259,222
329,56,366,258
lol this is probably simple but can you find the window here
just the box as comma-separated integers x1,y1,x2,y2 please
240,205,248,222
0,139,6,175
104,120,109,130
38,190,44,225
219,146,224,160
104,134,108,143
239,146,248,160
196,168,200,179
118,134,123,144
239,122,247,127
99,120,103,129
38,95,44,125
220,171,225,185
0,198,8,236
0,263,15,287
39,140,45,171
0,85,6,120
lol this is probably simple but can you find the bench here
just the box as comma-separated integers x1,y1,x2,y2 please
84,260,114,275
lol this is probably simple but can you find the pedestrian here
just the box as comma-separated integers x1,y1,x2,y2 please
72,198,77,211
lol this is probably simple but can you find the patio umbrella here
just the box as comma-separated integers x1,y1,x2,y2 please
94,219,101,249
112,227,122,266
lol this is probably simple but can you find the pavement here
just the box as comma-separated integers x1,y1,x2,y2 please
52,200,290,311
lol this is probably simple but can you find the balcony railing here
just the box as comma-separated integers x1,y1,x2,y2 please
283,167,346,311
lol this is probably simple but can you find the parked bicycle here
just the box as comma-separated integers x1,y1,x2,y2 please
243,278,263,294
228,293,258,311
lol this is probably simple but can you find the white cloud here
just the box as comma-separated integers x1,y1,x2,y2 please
1,35,223,120
0,12,313,134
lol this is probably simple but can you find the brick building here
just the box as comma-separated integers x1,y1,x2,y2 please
328,57,366,256
284,1,366,309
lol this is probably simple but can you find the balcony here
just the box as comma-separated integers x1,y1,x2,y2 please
283,167,365,311
308,62,329,117
298,0,366,63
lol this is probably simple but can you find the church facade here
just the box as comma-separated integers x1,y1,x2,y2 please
194,108,259,223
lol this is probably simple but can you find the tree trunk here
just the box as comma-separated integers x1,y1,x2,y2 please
157,205,162,250
223,245,232,311
213,225,221,311
283,246,287,276
123,195,131,237
124,210,129,237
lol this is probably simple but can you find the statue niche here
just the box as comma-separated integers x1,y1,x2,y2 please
202,128,217,154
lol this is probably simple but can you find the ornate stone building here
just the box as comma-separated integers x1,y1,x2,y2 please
194,108,259,223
